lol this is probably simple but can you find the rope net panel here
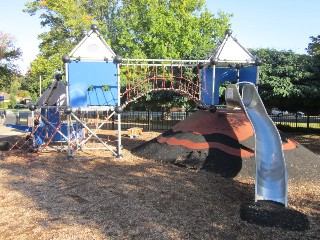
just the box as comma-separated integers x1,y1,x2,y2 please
120,60,208,107
9,107,118,156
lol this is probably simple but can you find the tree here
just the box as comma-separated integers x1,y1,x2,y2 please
306,35,320,79
8,75,21,108
25,0,231,109
113,0,231,109
252,48,320,115
306,35,320,56
24,0,120,92
0,31,22,91
113,0,230,59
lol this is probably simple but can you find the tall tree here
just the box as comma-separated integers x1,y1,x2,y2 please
306,35,320,78
24,0,120,91
306,35,320,56
114,0,230,59
25,0,231,108
0,31,22,91
252,48,320,114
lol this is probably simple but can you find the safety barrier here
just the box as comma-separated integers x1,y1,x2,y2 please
4,110,320,131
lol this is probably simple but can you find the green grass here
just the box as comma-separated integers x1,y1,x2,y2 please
276,123,320,133
275,122,320,128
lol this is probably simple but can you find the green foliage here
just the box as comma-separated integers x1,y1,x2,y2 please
24,0,231,108
24,0,100,95
21,74,40,100
113,0,230,59
0,31,22,92
0,32,21,63
8,75,21,108
87,85,94,91
306,35,320,56
21,1,320,116
252,48,320,114
0,67,12,92
9,95,17,109
102,85,110,91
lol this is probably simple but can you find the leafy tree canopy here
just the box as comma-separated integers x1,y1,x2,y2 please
25,0,231,63
114,0,230,59
24,0,231,108
0,31,22,91
252,48,320,114
0,32,21,62
306,35,320,56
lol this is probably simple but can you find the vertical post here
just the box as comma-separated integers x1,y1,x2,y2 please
16,111,20,125
39,75,42,97
64,61,72,157
212,65,216,105
116,63,122,158
147,107,151,131
198,65,202,102
236,64,240,83
31,110,35,148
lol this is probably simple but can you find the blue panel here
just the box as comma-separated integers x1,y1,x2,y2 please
201,67,237,105
201,68,213,105
214,68,237,104
239,66,258,84
201,66,258,105
68,61,118,107
45,108,64,141
34,108,82,144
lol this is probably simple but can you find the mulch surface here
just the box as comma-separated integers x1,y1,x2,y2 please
0,115,319,239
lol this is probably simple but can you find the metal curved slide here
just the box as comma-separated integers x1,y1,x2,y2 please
225,83,287,207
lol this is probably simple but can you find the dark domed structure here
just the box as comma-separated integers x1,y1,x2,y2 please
133,109,296,178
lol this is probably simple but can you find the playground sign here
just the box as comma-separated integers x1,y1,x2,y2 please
0,96,4,102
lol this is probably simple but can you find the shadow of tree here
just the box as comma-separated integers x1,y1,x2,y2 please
0,133,317,239
0,149,258,239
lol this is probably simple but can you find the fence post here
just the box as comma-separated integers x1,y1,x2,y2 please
16,111,20,125
147,108,151,131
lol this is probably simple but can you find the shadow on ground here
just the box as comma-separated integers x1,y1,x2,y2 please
0,135,318,239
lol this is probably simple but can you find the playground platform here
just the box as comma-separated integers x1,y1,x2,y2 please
0,124,25,139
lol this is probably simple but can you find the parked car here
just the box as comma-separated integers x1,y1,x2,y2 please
271,108,288,117
14,103,25,109
295,111,305,117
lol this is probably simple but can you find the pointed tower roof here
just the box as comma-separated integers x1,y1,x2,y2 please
209,29,257,67
69,24,116,61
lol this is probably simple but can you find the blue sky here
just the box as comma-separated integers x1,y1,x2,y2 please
1,0,320,74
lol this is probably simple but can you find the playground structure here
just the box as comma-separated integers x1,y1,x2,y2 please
11,25,288,208
22,26,259,155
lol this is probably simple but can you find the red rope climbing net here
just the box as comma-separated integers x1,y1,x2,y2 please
120,60,207,107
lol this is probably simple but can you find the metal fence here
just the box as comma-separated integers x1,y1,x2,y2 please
4,109,320,132
120,111,193,131
120,112,320,131
271,114,320,130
